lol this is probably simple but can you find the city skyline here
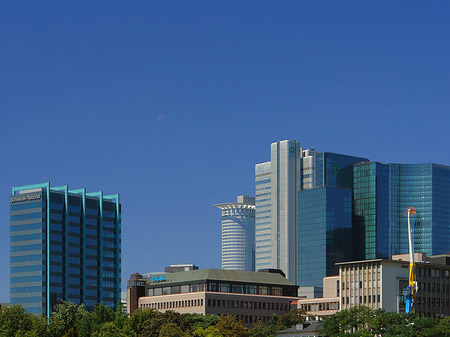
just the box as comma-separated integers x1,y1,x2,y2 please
1,1,450,303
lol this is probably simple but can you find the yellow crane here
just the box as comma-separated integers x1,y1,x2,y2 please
404,206,418,313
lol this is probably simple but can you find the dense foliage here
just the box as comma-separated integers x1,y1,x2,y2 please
322,306,450,337
3,303,450,336
0,302,304,337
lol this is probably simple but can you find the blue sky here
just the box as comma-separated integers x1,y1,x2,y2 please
1,1,449,302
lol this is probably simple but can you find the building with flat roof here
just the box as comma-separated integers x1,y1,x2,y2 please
138,268,298,327
10,182,121,317
165,264,199,273
215,196,255,271
255,140,367,286
298,276,339,317
299,253,450,319
255,139,450,288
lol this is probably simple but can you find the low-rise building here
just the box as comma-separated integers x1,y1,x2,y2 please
275,319,324,337
298,276,339,317
138,268,298,326
298,253,450,319
339,253,450,318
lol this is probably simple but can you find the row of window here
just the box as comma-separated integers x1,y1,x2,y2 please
11,233,43,242
11,296,42,304
11,286,45,294
11,275,43,283
10,201,44,211
11,254,43,263
11,265,43,273
11,222,43,232
208,299,289,311
11,244,45,252
142,299,203,311
11,212,45,221
149,283,288,296
343,295,380,305
300,302,339,312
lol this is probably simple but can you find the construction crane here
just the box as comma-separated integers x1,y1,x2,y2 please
404,206,418,313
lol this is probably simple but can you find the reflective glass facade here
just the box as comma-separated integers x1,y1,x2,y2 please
256,139,450,287
389,164,450,257
298,187,353,287
10,183,121,317
353,162,389,260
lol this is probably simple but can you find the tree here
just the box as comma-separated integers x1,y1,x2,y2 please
215,315,248,337
115,301,128,330
91,321,128,337
49,301,86,337
75,311,96,337
322,306,441,337
139,311,190,337
248,321,270,337
436,315,450,336
193,326,223,337
122,308,157,336
92,303,114,326
183,313,220,331
158,323,190,337
0,305,35,337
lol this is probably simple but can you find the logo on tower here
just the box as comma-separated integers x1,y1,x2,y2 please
332,164,340,175
290,146,295,153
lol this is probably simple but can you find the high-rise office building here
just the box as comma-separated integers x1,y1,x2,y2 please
255,139,450,288
353,162,389,260
255,140,301,283
214,195,255,271
389,163,450,257
10,182,121,317
255,140,367,286
255,162,272,272
298,186,353,288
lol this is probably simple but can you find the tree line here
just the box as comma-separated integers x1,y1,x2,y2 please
0,301,304,337
4,302,450,336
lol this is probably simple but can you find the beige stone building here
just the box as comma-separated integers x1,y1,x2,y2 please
298,254,450,319
298,276,339,317
138,268,299,326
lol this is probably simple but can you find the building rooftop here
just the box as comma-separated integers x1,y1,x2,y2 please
147,268,296,287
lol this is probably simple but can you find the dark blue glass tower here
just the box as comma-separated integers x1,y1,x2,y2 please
298,187,353,287
297,151,367,287
10,183,121,317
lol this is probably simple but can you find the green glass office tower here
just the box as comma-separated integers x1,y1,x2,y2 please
353,162,389,260
10,183,121,317
389,164,450,257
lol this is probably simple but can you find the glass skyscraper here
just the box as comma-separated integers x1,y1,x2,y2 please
389,164,450,257
214,196,255,271
255,139,450,288
10,182,121,317
255,140,367,285
298,187,353,288
353,162,389,260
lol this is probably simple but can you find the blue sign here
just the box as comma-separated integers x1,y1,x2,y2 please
152,275,166,282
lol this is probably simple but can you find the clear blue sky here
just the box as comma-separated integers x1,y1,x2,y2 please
1,1,449,302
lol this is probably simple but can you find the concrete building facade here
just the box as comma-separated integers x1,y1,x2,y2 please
138,268,298,327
